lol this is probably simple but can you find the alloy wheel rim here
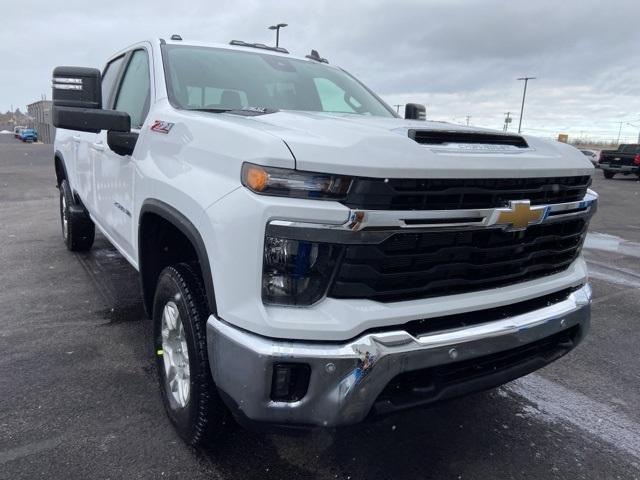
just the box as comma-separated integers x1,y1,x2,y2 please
161,301,190,408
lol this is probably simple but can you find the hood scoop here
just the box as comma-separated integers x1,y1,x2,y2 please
409,129,529,148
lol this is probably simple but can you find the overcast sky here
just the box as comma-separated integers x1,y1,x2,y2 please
2,0,640,141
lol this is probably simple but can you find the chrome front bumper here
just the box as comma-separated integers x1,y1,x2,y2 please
207,284,592,427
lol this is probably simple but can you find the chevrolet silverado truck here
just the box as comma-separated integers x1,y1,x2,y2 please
599,144,640,179
51,37,597,445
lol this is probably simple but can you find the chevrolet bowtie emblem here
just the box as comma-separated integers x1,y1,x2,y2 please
493,200,548,231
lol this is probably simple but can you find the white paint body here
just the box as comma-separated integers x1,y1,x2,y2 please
55,39,594,341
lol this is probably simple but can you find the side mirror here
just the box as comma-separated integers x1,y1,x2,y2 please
52,66,131,133
52,66,102,109
53,107,131,134
405,103,426,121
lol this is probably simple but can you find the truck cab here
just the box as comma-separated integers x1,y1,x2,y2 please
52,37,597,445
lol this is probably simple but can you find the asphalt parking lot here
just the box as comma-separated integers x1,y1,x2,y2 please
1,135,639,480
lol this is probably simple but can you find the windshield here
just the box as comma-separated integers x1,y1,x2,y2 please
163,45,395,117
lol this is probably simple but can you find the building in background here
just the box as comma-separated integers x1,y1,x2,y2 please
27,100,55,144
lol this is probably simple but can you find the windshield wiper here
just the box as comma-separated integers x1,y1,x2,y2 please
189,107,279,116
188,108,231,113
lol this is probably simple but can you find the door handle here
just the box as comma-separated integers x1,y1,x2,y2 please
91,141,105,152
72,135,81,143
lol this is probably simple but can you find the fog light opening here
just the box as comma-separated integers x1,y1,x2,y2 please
270,363,311,402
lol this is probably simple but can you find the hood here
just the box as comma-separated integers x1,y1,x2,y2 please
224,110,593,179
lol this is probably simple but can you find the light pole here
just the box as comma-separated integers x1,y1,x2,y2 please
268,23,287,48
517,76,536,134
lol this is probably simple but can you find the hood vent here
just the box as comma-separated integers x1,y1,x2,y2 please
409,130,528,148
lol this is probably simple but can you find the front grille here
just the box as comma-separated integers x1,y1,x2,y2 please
342,176,591,211
329,218,587,303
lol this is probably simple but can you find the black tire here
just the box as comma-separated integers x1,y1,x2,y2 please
59,179,95,251
603,170,615,179
152,263,228,445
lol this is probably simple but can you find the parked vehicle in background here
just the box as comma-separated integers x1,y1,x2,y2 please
18,128,37,143
599,144,640,179
580,149,598,167
13,126,25,138
51,37,597,446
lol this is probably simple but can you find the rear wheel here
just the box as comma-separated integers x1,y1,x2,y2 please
153,263,228,445
603,170,615,179
59,179,95,251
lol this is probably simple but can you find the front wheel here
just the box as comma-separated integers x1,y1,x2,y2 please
153,263,229,445
603,170,615,179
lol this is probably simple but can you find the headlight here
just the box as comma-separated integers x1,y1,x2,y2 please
262,236,342,306
241,163,352,200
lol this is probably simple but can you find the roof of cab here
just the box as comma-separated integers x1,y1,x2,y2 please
159,38,332,66
104,37,336,72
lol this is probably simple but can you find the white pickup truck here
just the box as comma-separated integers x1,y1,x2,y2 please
52,37,597,444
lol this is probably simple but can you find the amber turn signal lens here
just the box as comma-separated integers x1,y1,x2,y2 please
240,162,352,199
243,165,269,192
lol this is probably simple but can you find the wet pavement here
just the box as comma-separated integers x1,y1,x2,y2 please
1,134,639,479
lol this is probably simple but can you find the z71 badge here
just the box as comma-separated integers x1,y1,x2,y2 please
150,120,174,134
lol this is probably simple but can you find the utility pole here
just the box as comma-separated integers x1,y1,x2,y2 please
616,121,623,145
517,76,536,133
268,23,288,47
393,104,402,114
465,115,471,126
503,112,512,132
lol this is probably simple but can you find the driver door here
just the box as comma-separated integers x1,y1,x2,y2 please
92,48,151,261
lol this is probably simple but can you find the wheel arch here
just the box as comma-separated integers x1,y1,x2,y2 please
54,150,68,187
138,199,217,318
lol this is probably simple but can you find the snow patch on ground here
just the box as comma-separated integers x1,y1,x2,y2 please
585,232,640,259
506,374,640,460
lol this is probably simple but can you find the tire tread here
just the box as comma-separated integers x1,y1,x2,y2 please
155,263,228,445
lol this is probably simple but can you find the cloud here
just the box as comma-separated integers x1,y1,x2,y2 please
1,0,639,140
